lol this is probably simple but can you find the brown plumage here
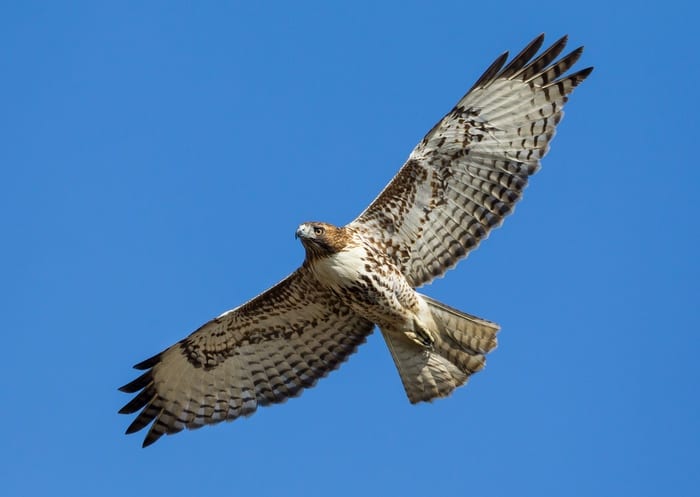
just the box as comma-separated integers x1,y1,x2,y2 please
120,34,592,447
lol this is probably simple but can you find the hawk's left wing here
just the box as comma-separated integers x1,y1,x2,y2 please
119,269,374,447
348,34,592,287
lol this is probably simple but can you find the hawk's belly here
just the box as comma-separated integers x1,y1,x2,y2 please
311,244,419,328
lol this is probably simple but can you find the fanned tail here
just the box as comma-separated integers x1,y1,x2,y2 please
382,295,499,403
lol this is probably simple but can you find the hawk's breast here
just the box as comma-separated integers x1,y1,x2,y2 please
310,240,418,327
311,244,368,289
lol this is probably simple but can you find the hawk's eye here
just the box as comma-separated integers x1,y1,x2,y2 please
313,226,324,236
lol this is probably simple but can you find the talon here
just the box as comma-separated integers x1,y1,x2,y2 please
413,321,435,348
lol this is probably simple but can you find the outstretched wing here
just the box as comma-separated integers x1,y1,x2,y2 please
119,269,374,447
348,34,592,287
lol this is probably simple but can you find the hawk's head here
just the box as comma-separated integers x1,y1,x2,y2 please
296,222,351,260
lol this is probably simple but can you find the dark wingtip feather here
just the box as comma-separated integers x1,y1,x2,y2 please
551,66,594,91
571,66,594,84
125,419,146,435
528,46,585,87
125,412,156,435
142,423,165,448
142,436,159,448
118,386,155,414
514,35,569,81
133,352,162,370
498,33,545,79
548,34,570,59
554,34,569,48
118,371,152,393
469,51,509,92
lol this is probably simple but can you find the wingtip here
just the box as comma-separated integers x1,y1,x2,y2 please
469,50,509,91
133,352,162,370
142,437,157,448
141,425,165,448
124,419,144,434
570,66,594,85
124,426,138,436
118,370,152,393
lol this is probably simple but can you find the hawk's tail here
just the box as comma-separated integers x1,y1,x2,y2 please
382,295,499,404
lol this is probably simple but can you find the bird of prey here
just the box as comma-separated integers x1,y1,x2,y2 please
120,34,592,447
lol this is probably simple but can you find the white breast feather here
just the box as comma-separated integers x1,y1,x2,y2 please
313,245,367,288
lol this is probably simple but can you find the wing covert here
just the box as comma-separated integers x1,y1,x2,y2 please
349,34,592,287
119,269,374,447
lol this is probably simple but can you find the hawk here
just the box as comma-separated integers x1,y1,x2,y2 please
120,34,592,447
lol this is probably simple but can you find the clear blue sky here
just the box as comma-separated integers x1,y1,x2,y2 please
2,2,697,496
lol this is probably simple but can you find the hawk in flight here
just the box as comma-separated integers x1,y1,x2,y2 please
120,34,592,447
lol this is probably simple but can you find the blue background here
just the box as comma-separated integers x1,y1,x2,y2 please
2,1,697,496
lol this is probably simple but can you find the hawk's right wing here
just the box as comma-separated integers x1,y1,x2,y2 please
349,34,592,287
119,269,374,447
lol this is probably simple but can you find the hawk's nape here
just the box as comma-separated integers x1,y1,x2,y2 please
349,34,592,288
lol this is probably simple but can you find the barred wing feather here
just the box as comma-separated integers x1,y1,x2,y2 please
119,269,374,447
349,34,592,287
